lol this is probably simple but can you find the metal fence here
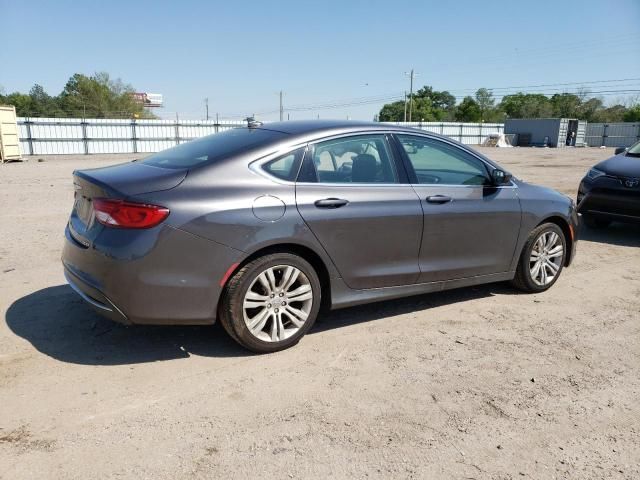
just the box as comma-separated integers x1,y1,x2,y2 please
381,122,505,145
17,118,246,155
16,117,506,155
14,117,640,155
584,123,640,147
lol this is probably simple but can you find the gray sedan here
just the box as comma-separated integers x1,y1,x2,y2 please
62,120,578,352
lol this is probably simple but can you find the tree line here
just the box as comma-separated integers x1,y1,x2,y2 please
0,72,155,118
379,86,640,123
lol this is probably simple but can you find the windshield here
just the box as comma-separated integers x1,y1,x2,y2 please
141,128,287,169
626,140,640,157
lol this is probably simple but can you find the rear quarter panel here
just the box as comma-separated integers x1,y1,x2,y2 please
133,156,341,279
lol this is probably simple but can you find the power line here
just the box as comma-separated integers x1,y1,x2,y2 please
452,78,640,94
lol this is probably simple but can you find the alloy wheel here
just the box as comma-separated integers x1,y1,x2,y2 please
242,265,313,342
529,231,564,286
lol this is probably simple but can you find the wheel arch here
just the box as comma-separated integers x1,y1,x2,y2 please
221,242,333,311
537,215,574,267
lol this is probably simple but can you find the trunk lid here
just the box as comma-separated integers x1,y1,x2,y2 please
68,162,186,246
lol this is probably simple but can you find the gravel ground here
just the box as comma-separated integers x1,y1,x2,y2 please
0,147,639,479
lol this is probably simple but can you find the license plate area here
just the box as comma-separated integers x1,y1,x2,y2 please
75,196,93,225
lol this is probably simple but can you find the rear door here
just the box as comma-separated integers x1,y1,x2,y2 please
295,133,423,289
394,134,521,282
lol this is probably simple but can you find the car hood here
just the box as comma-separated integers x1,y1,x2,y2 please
595,153,640,177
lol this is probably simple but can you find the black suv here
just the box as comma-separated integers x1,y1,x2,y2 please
578,141,640,228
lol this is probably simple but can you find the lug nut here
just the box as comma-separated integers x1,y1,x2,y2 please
274,308,279,313
281,301,286,306
267,304,272,308
279,292,284,297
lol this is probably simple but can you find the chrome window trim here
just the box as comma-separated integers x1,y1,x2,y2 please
248,129,518,189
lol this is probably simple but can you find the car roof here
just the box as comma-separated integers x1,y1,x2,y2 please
255,119,434,137
249,120,499,167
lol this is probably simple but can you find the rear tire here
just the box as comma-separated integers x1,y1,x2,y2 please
583,214,611,229
219,253,321,353
511,223,566,293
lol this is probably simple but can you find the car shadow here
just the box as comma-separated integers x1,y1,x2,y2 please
5,285,251,365
578,222,640,247
313,282,511,333
6,282,510,365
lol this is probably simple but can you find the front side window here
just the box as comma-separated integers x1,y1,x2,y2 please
310,135,398,184
397,135,489,186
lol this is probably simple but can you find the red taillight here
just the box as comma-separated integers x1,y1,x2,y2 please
92,198,169,229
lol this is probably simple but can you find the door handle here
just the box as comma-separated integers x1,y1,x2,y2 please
426,195,452,204
314,198,349,209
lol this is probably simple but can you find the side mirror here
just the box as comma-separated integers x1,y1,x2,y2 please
614,147,627,155
491,169,512,185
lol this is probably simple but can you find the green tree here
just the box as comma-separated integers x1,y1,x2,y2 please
2,92,34,114
623,104,640,122
414,86,456,113
58,72,153,118
379,86,457,122
378,100,406,122
592,104,627,122
1,72,155,118
408,96,440,122
550,93,581,118
577,97,604,122
28,84,64,117
474,88,495,122
499,93,553,118
455,96,481,122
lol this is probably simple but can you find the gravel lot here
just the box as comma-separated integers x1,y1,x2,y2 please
1,147,639,479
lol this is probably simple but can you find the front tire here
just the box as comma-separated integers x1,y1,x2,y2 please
511,223,567,293
219,253,321,353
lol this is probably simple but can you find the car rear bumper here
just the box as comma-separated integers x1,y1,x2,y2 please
64,266,130,324
578,179,640,224
62,223,243,325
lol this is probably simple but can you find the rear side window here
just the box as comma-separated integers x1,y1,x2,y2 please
141,128,287,169
262,148,305,181
310,135,398,184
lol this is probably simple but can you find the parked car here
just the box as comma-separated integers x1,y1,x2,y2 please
577,141,640,228
62,120,578,352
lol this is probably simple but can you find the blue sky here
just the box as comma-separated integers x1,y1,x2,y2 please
1,0,639,120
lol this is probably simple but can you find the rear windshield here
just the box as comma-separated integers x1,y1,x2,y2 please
141,128,287,169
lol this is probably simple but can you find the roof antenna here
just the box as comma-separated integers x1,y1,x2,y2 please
245,116,263,128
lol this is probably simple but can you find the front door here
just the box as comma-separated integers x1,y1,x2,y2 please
394,134,521,283
295,133,423,289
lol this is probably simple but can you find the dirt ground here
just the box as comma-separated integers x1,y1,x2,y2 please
0,147,639,480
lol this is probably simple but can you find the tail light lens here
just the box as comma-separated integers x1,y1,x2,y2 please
92,198,169,229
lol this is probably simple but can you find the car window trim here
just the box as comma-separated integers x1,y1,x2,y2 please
249,129,516,188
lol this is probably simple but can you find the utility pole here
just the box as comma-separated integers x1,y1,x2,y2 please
204,98,209,120
279,91,284,121
403,91,407,122
405,69,418,122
